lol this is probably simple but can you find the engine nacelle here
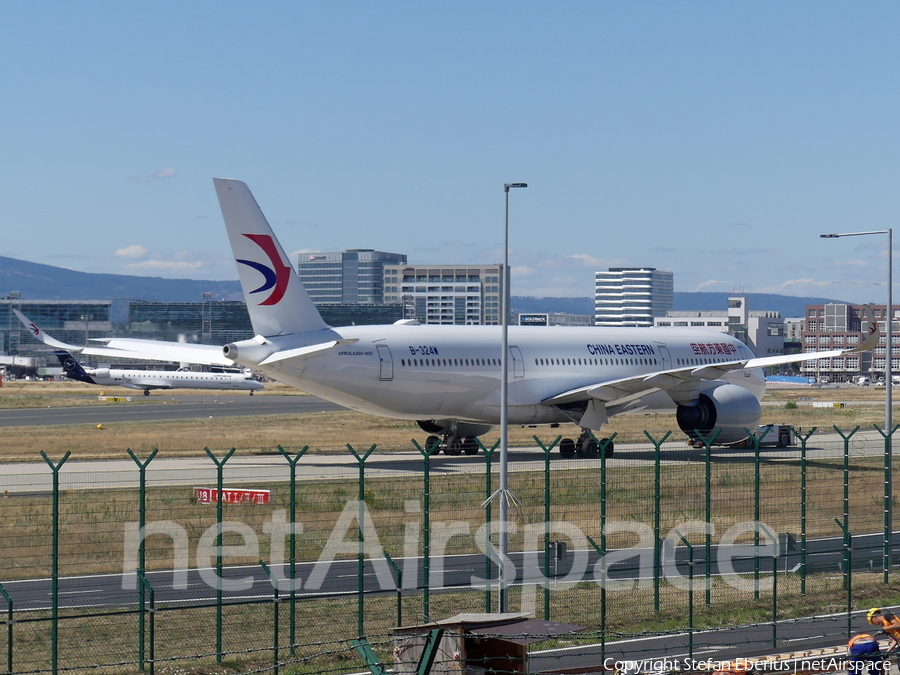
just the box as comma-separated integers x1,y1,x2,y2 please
675,383,761,444
92,368,110,378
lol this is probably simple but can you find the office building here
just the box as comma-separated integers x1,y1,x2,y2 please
297,249,406,305
799,303,897,383
518,312,593,327
383,264,503,325
595,268,674,327
654,296,784,358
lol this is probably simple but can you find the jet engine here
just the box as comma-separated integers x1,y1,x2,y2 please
675,383,761,444
92,368,110,378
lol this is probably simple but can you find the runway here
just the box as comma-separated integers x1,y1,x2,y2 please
0,393,346,427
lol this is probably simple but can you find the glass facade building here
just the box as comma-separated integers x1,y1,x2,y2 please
297,249,407,305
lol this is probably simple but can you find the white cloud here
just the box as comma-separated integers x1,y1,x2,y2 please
133,168,177,183
564,253,606,267
114,245,148,259
694,280,732,291
124,260,204,271
832,259,870,268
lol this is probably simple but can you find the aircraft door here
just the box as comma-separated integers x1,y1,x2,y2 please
377,345,394,381
509,346,525,379
656,344,672,370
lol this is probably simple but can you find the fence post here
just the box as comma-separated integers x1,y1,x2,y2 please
691,429,720,606
477,439,499,612
127,448,158,671
347,444,377,638
673,529,694,661
833,426,859,591
259,561,281,675
834,518,852,637
874,425,898,583
743,426,771,600
794,428,817,595
586,536,607,666
40,450,70,675
534,435,561,620
0,581,12,675
411,438,441,621
135,571,155,675
203,447,236,663
384,551,403,627
644,430,671,613
278,445,308,654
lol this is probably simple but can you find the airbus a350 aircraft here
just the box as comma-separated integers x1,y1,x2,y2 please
52,350,263,396
32,179,877,457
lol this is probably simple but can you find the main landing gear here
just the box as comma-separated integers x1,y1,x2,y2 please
425,435,480,455
143,389,150,397
558,432,614,459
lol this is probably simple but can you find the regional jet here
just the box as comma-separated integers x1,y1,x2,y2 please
52,351,263,396
27,179,877,456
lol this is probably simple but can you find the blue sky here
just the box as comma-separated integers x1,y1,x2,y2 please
2,2,898,302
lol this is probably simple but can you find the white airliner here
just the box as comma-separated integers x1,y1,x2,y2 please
51,350,263,396
26,179,878,456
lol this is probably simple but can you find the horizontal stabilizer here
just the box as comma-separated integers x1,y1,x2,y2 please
258,339,359,366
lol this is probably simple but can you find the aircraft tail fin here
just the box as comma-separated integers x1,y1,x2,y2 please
53,351,96,384
213,178,330,337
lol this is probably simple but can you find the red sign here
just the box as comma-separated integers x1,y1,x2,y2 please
690,342,738,356
193,487,271,505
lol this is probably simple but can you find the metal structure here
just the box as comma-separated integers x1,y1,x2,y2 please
0,427,898,674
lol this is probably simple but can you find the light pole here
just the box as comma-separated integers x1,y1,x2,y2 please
499,182,526,613
820,229,893,431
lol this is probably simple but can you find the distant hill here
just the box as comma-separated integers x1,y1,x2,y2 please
512,292,843,319
0,255,842,314
0,256,242,302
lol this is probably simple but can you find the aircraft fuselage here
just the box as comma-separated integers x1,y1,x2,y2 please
234,324,764,425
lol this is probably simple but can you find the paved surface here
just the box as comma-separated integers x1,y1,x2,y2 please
0,429,888,493
0,393,345,426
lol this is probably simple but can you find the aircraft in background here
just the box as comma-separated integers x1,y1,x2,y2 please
20,179,879,456
52,350,263,396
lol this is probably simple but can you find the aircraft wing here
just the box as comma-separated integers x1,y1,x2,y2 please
83,339,233,367
15,308,232,366
13,309,82,350
125,380,174,390
543,307,879,407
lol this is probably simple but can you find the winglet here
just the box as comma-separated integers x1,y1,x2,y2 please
13,310,82,350
851,304,880,352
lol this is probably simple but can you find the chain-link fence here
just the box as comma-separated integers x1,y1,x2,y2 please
0,425,898,674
